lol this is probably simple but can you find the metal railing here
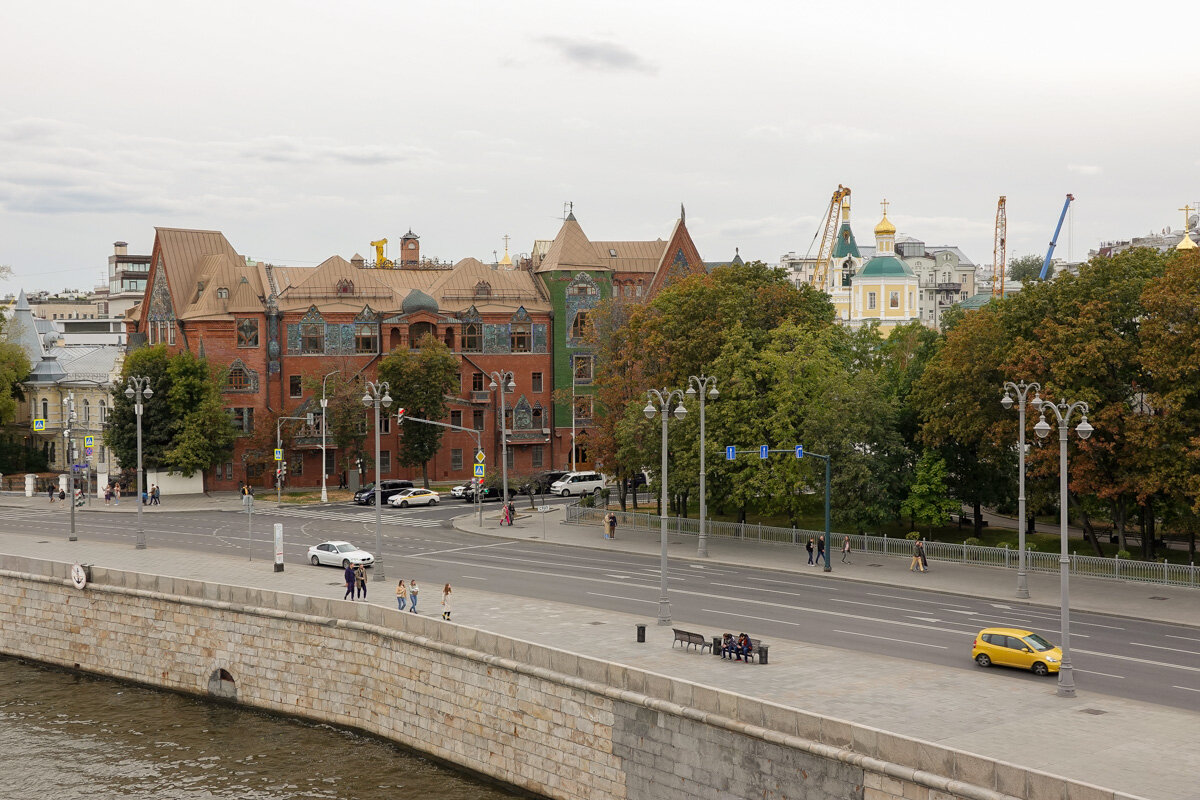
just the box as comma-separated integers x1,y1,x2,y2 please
565,505,1198,589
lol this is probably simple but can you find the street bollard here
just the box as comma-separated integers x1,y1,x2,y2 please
636,623,646,643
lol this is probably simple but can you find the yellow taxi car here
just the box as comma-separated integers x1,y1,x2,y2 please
971,627,1062,676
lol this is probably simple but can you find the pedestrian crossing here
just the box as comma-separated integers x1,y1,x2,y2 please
249,506,445,528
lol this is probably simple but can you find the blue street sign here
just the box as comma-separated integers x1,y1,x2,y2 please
795,445,804,459
759,445,769,459
725,446,735,460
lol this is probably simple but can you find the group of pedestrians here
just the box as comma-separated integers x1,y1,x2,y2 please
805,535,827,565
910,539,930,572
103,482,122,505
720,632,753,661
393,579,454,620
142,484,160,505
500,501,517,526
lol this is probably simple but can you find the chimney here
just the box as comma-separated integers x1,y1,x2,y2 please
114,241,128,255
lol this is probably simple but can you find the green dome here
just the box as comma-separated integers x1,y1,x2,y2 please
857,255,914,279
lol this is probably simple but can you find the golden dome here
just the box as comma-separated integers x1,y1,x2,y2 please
874,214,896,236
1176,233,1197,250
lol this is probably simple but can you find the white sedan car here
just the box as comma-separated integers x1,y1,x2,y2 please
307,541,374,568
388,488,440,508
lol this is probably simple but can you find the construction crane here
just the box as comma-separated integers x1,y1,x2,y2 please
370,238,395,269
992,196,1007,298
811,184,851,291
1039,194,1075,280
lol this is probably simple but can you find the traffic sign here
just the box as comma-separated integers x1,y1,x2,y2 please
759,445,769,459
725,445,735,460
473,463,486,478
475,450,486,463
795,445,804,459
33,419,45,431
273,448,283,461
85,446,94,457
84,435,94,447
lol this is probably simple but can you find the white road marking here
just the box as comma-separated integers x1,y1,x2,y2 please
1172,685,1200,693
832,598,921,614
408,540,519,557
588,592,659,606
866,592,969,607
458,575,488,581
1075,648,1200,673
714,581,834,594
1166,634,1200,644
1074,669,1125,679
833,630,947,649
990,603,1012,609
1130,642,1200,657
908,616,942,623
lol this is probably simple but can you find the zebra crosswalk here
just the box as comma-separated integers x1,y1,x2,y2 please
249,506,445,528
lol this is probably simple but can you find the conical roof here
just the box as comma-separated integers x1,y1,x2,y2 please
535,215,607,273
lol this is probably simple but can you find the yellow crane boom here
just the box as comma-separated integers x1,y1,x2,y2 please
992,197,1007,298
812,185,850,290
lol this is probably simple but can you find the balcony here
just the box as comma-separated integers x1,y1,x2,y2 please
936,283,961,292
470,390,491,403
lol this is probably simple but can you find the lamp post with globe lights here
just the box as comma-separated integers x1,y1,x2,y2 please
685,375,718,558
488,370,516,507
1033,396,1093,698
644,388,687,625
1001,379,1041,599
124,377,153,549
320,370,339,503
362,380,392,581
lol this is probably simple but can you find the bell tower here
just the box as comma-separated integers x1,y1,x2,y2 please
400,228,420,266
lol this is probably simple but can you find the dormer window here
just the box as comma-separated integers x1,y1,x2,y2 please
336,279,354,295
474,281,492,299
609,249,617,257
216,288,229,299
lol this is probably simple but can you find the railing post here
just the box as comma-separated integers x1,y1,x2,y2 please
792,527,796,545
883,533,888,556
1115,553,1120,579
1004,543,1010,569
757,523,762,543
962,542,967,563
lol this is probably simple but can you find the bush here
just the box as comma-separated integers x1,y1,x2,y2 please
600,487,611,501
963,537,981,547
1116,550,1130,560
905,531,921,540
580,494,595,508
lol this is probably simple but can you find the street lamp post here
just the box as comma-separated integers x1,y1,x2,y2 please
644,388,687,625
62,393,78,542
488,371,516,507
320,370,340,504
1002,379,1041,599
124,377,153,549
1033,396,1093,699
685,375,718,558
362,380,392,581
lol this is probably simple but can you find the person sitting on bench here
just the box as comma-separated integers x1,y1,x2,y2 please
733,633,752,662
720,633,735,659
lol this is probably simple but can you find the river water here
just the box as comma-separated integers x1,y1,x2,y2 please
0,656,525,800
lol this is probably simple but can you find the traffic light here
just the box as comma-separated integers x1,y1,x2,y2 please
396,407,406,423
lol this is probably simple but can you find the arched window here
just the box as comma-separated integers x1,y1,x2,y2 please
462,322,481,352
354,324,377,354
409,322,434,347
216,288,229,299
99,399,107,424
82,399,90,424
41,399,48,421
389,326,401,351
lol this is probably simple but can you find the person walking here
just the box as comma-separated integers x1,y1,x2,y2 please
48,485,56,503
104,484,112,506
354,563,367,599
409,580,420,613
918,539,930,572
507,501,516,526
343,564,356,600
806,537,815,565
113,484,120,505
151,485,160,505
604,511,617,540
841,536,851,563
395,579,408,612
817,535,826,567
441,583,453,621
909,539,926,572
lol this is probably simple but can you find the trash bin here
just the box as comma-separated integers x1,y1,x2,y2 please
636,624,646,643
712,636,722,655
758,644,769,665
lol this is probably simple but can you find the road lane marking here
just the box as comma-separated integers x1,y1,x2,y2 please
1130,642,1200,657
866,592,969,608
589,592,659,606
1166,634,1200,644
1074,669,1125,679
833,630,947,649
1075,648,1200,673
832,598,920,614
458,575,488,581
408,540,519,557
715,581,837,595
1172,685,1200,693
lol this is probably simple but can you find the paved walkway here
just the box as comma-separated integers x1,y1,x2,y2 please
0,502,1196,799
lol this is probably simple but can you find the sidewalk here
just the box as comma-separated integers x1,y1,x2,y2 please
0,491,253,514
1,505,1197,798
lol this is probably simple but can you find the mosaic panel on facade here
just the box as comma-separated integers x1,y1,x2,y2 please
147,264,175,322
482,324,510,354
324,323,356,355
224,358,260,393
513,396,533,430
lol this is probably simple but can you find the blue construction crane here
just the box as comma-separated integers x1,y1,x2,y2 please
1039,194,1075,280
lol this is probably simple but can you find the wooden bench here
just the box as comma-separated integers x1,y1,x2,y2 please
672,628,712,653
720,636,769,664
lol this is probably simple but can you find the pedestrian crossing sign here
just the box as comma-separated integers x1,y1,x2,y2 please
84,435,94,447
33,419,45,431
274,448,283,461
473,463,485,478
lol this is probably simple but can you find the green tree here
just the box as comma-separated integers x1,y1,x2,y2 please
901,451,959,534
105,346,174,470
1008,254,1046,283
377,334,460,487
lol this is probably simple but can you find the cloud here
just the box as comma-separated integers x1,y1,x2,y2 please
745,121,885,145
1067,164,1102,176
236,136,436,166
539,36,656,74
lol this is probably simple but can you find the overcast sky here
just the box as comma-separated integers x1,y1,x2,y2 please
2,1,1196,293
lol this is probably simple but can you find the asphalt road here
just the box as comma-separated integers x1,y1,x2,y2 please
5,501,1197,712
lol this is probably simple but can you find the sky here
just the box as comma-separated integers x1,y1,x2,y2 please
2,0,1197,293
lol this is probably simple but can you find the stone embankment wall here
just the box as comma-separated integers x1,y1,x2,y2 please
0,555,1138,800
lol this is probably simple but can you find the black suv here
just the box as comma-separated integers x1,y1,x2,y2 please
526,470,568,495
462,481,505,502
354,480,414,505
